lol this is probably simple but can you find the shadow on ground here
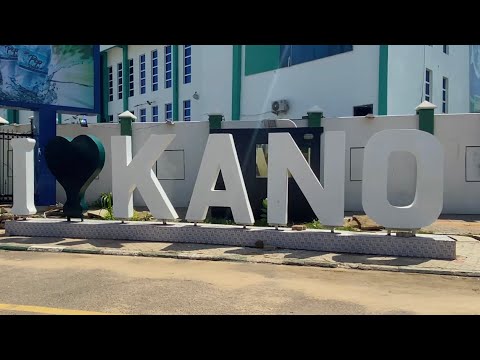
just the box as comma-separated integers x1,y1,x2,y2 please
161,243,232,252
0,235,125,249
330,253,431,266
0,231,454,268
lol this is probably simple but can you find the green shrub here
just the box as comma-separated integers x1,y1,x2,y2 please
254,198,268,227
98,192,114,220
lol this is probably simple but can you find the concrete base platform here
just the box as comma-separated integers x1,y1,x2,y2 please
5,219,456,260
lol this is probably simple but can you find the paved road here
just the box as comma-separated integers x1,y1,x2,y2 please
0,250,479,315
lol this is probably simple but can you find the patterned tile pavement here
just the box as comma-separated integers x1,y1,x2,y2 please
5,219,456,260
0,229,479,277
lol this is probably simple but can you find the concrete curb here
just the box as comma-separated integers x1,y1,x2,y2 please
0,243,478,278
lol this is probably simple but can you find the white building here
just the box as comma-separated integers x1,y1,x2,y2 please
1,45,471,124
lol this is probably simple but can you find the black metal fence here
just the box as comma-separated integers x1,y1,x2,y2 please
0,130,33,203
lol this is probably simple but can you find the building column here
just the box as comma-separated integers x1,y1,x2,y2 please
100,50,109,123
378,45,388,115
122,45,129,112
231,45,242,121
6,109,19,124
33,109,57,206
172,45,179,121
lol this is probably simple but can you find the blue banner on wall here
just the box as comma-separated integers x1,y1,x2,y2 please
0,45,100,114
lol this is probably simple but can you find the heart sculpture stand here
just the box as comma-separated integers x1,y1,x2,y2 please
45,135,105,221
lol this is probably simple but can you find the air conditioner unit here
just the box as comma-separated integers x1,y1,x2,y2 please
271,100,289,115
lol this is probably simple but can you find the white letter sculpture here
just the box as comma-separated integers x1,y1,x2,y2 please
362,129,444,230
268,131,346,227
111,135,178,220
11,138,37,216
186,134,254,225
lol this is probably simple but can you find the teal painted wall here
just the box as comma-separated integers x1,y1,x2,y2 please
232,45,242,120
244,45,280,76
378,45,388,115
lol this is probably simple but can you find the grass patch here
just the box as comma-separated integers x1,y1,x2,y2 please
334,226,358,232
129,211,154,222
417,229,434,234
303,220,358,232
304,220,326,230
203,216,236,225
91,192,115,220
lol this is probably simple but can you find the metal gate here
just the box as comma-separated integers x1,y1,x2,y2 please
0,130,34,203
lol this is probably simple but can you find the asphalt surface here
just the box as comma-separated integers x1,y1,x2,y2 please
0,250,479,315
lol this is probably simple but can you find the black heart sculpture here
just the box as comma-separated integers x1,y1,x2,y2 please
45,135,105,221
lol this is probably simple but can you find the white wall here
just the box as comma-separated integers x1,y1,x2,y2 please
0,108,33,125
323,113,480,214
0,124,31,133
18,110,33,124
55,121,209,209
122,45,173,122
323,115,418,211
3,45,472,126
388,45,469,115
195,45,232,121
24,112,480,216
178,45,196,121
106,46,125,121
436,113,480,213
240,45,380,120
100,45,116,52
131,121,209,207
0,108,95,126
104,45,232,123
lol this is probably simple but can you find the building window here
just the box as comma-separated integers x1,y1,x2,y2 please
183,100,191,121
117,63,123,100
152,49,158,92
152,105,159,122
129,58,134,97
108,66,113,102
353,104,373,116
140,108,147,122
139,54,146,95
442,77,448,113
165,45,172,89
425,68,432,102
280,45,353,68
443,45,449,54
109,115,113,122
255,144,311,178
184,45,191,84
165,103,173,120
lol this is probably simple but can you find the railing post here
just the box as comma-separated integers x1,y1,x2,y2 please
118,110,137,137
208,113,223,130
307,106,324,128
416,101,436,135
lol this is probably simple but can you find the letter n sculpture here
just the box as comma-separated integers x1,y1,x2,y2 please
45,135,105,221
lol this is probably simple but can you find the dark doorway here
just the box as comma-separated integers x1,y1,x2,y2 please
210,127,323,223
